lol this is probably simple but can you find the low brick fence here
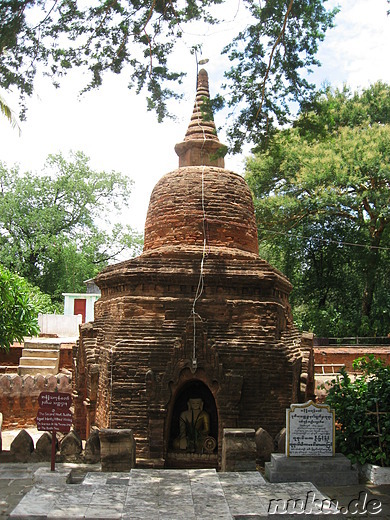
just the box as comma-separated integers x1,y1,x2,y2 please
314,346,390,372
0,373,72,429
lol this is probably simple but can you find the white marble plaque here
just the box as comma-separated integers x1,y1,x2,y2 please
286,400,335,456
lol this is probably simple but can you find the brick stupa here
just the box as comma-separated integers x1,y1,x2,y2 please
73,69,314,468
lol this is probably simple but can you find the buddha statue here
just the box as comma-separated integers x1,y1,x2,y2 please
173,397,210,453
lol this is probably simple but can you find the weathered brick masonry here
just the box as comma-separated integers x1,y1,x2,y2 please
0,373,72,429
314,346,390,371
73,69,313,468
0,344,23,371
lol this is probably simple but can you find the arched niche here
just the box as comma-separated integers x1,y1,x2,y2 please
168,379,218,454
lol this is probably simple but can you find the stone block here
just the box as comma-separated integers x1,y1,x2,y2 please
99,428,136,472
221,428,256,472
10,429,34,462
60,430,82,462
255,427,274,463
275,427,286,453
84,428,101,463
265,452,359,486
32,432,57,461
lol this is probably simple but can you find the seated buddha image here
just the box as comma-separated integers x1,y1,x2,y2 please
173,397,215,453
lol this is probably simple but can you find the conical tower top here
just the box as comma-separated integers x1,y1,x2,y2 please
174,69,226,167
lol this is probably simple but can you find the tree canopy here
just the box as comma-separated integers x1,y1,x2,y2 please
246,82,390,336
0,151,142,302
0,0,339,150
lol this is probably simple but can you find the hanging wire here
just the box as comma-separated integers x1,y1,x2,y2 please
262,230,390,251
109,345,114,428
189,56,209,370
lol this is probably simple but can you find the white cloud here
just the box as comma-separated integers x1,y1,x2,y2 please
313,0,390,89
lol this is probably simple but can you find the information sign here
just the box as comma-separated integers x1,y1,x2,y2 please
286,400,335,456
36,391,73,471
38,392,71,410
36,408,73,433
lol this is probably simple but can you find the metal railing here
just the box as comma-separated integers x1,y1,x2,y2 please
314,363,345,375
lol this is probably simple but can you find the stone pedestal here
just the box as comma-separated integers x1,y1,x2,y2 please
360,463,390,485
265,453,359,486
221,428,256,472
99,429,136,472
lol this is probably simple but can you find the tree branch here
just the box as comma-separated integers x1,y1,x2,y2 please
256,0,294,120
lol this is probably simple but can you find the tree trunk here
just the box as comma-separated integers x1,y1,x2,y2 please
361,241,381,320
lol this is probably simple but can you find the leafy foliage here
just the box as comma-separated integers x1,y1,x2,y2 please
0,264,40,350
246,82,390,336
0,92,20,131
0,0,338,149
0,151,142,303
0,0,221,120
324,355,390,466
24,278,62,314
220,0,339,152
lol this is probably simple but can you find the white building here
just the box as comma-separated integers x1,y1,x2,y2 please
63,279,101,323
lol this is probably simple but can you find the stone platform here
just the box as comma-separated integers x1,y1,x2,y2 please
9,468,336,519
265,453,359,486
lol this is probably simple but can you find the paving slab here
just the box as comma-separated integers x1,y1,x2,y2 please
1,465,390,519
7,468,338,519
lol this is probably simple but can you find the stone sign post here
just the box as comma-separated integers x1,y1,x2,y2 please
286,400,335,456
266,400,358,485
36,391,72,471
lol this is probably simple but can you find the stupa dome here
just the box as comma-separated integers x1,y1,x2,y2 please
143,69,259,256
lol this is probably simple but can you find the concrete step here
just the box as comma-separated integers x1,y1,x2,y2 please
18,339,61,376
18,365,57,376
23,341,60,350
22,349,59,358
19,357,58,367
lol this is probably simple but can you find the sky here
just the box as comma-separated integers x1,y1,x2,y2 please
1,0,390,234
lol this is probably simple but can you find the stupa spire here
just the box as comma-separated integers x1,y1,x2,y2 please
174,69,226,168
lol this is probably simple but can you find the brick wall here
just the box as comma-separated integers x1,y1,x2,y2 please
314,346,390,372
0,344,23,370
0,373,72,429
59,344,73,371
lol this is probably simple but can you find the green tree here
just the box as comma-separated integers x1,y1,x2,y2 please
40,224,143,302
0,0,338,149
324,355,390,466
246,82,390,336
0,264,39,350
0,151,142,302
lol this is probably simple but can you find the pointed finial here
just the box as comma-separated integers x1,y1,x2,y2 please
174,69,226,168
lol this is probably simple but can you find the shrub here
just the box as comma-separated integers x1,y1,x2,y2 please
0,264,40,350
324,355,390,466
